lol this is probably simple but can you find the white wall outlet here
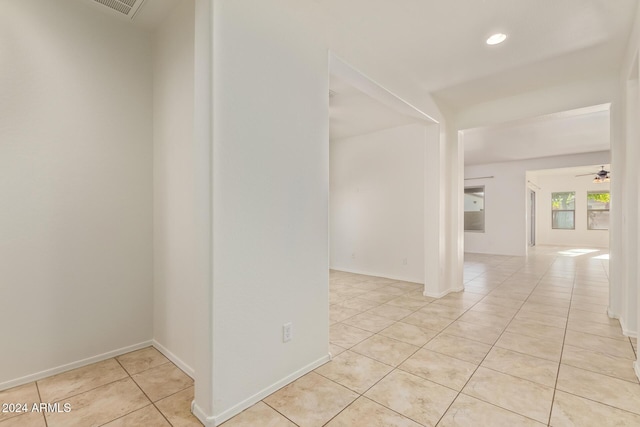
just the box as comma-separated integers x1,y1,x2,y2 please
283,322,292,343
351,252,356,259
403,258,408,265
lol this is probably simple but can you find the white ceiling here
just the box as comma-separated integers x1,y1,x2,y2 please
319,1,627,161
463,105,610,165
314,0,637,109
329,75,417,141
110,0,637,111
117,0,626,163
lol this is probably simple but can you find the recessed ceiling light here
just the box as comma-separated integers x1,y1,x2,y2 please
486,33,507,45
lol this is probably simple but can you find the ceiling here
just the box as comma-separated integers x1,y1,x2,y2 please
314,0,638,109
132,0,638,109
83,0,180,29
319,0,627,162
116,0,626,164
329,75,417,140
463,105,610,165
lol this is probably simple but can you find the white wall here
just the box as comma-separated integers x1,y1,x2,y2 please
0,0,153,388
209,0,331,422
613,1,640,349
153,0,196,375
330,124,425,283
193,0,452,424
533,173,610,248
464,152,610,256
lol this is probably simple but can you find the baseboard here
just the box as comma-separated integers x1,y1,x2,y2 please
192,401,215,427
0,340,152,392
625,329,639,339
619,316,638,338
424,287,464,299
152,339,195,379
206,353,331,426
608,307,620,319
329,267,423,284
635,361,640,383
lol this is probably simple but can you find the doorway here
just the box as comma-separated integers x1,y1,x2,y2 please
328,54,437,285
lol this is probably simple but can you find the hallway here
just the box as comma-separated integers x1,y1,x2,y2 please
1,246,638,426
226,246,638,426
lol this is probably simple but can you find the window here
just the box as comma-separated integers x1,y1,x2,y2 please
552,192,575,229
587,191,610,230
464,186,485,232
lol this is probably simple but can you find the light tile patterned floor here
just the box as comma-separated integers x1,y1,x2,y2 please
0,347,202,426
223,246,640,426
2,246,638,426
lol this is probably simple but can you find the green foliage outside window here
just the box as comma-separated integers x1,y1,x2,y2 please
552,192,575,210
587,192,610,204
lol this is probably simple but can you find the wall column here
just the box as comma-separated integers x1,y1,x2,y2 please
192,0,215,424
624,75,638,337
423,122,464,297
609,99,625,322
423,123,446,297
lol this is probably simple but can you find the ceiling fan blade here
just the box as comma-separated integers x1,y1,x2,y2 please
575,173,595,177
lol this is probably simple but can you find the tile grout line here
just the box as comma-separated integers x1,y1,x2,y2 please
321,286,441,426
34,381,49,427
552,387,640,418
548,259,640,419
545,262,575,427
333,291,428,329
433,260,552,426
296,253,617,427
258,400,301,427
322,279,474,426
276,276,427,426
109,357,175,427
35,352,171,409
336,257,538,426
332,287,438,351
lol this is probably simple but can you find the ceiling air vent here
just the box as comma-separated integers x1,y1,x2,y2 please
88,0,146,21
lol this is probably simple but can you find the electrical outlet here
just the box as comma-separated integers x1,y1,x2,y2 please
351,252,356,259
403,258,408,265
283,322,292,343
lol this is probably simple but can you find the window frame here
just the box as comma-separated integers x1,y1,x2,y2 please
464,186,485,233
551,191,575,230
587,190,610,231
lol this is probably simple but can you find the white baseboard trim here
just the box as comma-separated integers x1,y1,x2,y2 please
152,339,195,379
635,361,640,383
0,340,153,392
192,401,215,427
329,267,423,284
608,307,620,319
619,316,638,338
204,354,331,426
424,287,464,299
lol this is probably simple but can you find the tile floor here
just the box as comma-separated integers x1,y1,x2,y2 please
0,346,202,426
1,246,638,426
222,246,639,426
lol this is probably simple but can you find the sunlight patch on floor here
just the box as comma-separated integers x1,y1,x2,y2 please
557,248,600,257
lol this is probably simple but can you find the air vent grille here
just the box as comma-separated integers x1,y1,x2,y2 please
94,0,132,15
88,0,145,20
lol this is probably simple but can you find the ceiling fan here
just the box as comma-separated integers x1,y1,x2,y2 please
575,166,610,183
